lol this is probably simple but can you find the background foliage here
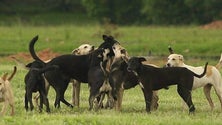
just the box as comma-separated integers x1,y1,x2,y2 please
0,0,221,25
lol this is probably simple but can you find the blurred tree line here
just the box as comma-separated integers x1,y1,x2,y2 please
0,0,221,25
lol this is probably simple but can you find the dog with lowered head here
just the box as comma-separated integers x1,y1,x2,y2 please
127,57,208,113
167,53,222,111
29,35,117,109
110,43,159,111
0,66,16,116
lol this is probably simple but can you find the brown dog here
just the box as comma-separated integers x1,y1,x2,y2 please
0,66,17,116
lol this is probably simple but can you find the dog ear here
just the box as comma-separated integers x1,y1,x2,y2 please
2,73,8,81
139,57,146,62
26,62,33,68
178,55,184,61
102,35,109,41
72,49,79,55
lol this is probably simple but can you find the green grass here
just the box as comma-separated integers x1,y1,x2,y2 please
0,21,222,124
1,65,222,125
0,25,221,59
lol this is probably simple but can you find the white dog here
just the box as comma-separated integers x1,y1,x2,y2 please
166,53,222,110
72,44,95,55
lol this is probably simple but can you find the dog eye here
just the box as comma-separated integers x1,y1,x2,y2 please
172,58,175,61
112,46,115,50
84,46,88,49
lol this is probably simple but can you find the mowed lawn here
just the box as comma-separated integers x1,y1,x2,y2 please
0,25,222,125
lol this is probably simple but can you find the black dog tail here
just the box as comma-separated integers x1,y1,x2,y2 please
39,65,59,74
168,45,174,54
29,35,45,64
193,62,208,78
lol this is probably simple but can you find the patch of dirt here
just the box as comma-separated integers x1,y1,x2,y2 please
8,48,60,62
201,20,222,29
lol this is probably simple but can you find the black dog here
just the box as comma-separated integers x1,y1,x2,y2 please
29,35,117,109
127,57,208,113
109,50,159,111
24,60,57,113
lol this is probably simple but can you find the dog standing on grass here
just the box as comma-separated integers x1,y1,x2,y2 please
167,46,222,111
127,57,208,113
0,66,16,116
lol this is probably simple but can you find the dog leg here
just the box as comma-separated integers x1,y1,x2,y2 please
88,94,95,111
39,89,50,112
9,103,15,116
141,88,153,113
26,91,34,111
115,88,124,111
1,102,8,115
39,94,43,113
72,80,80,107
177,87,195,114
213,86,222,111
203,84,214,110
25,94,29,111
150,91,159,111
98,93,105,108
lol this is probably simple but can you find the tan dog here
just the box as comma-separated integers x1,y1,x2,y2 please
0,66,17,116
167,53,222,110
70,44,95,107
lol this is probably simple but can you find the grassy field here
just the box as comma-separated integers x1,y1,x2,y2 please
0,23,222,125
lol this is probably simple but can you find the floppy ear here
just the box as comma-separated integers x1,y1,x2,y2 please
139,57,146,62
102,35,109,41
26,62,33,68
2,73,8,81
178,55,184,61
72,49,79,54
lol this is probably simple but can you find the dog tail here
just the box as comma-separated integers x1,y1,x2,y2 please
193,62,208,78
7,66,17,81
168,45,174,54
29,35,45,64
38,65,59,74
215,53,222,69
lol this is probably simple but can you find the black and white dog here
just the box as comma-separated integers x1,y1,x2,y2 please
29,35,118,109
127,57,208,113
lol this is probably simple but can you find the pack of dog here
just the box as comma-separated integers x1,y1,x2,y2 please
29,35,118,109
0,66,16,115
166,46,222,111
127,57,208,113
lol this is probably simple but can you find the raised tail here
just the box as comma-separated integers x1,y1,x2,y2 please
168,45,174,54
8,66,17,81
215,53,222,69
29,35,45,64
193,62,208,78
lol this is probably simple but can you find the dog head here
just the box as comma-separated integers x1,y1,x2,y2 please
166,54,184,67
72,44,95,55
112,43,129,63
127,57,146,72
98,35,119,58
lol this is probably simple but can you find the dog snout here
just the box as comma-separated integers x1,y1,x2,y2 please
166,63,171,67
120,49,126,54
127,67,132,72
